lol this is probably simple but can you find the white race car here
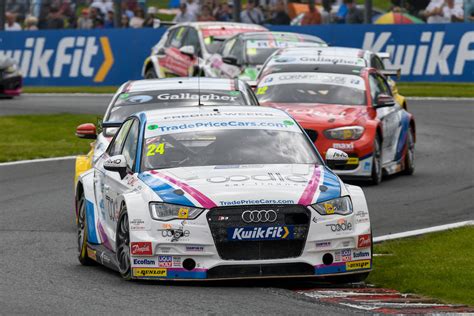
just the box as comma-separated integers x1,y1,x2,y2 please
75,106,372,282
74,77,259,183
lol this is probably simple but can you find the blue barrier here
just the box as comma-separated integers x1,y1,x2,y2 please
0,24,473,86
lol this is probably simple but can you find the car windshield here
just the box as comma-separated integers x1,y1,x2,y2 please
106,90,246,122
257,72,367,106
141,129,320,170
246,39,325,65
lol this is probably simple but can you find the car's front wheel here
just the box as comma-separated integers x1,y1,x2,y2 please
403,128,415,175
116,204,132,280
77,193,95,265
370,136,383,185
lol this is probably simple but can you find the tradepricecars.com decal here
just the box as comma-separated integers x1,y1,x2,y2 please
145,119,301,136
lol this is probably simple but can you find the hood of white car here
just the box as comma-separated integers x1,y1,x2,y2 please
138,164,341,208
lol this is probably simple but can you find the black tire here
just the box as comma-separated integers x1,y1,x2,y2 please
116,204,132,280
77,194,96,265
145,67,158,79
370,136,383,185
403,128,415,175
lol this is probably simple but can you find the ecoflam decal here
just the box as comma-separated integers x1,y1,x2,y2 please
0,36,114,82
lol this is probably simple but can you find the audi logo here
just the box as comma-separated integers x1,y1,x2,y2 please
241,210,278,223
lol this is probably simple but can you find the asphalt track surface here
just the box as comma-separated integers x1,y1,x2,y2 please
1,95,473,314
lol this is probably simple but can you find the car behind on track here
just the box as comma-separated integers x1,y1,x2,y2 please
256,49,416,184
0,56,22,98
76,105,373,282
74,77,259,183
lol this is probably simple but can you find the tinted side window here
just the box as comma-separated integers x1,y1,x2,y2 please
229,39,244,63
107,119,133,156
221,38,236,57
372,56,385,70
121,119,140,170
368,75,380,103
376,75,391,95
183,28,201,56
170,27,187,48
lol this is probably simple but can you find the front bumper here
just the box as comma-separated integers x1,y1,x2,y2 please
0,75,22,96
303,127,374,178
129,205,372,280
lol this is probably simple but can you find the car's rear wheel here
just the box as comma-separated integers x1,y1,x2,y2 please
77,194,95,265
370,136,383,185
116,205,132,280
403,128,415,175
145,67,157,79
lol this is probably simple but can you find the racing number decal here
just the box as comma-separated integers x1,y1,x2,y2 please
256,86,268,95
147,143,165,156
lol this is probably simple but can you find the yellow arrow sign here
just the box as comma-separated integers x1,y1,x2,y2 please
94,37,114,82
282,226,289,239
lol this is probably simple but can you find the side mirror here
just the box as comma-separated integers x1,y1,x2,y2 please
104,154,127,179
325,148,348,169
222,56,239,66
76,123,97,139
180,45,195,58
375,94,395,108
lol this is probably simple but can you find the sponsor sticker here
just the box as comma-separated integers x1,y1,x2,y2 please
87,247,97,261
335,249,352,262
177,207,189,219
133,268,167,277
131,242,153,255
326,219,353,233
158,255,173,268
357,234,372,248
157,247,172,254
346,260,371,271
227,226,294,241
172,256,182,268
133,258,156,265
352,250,371,259
333,143,354,150
186,246,204,252
130,218,146,230
315,241,331,249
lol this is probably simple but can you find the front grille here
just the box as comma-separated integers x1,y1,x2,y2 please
207,205,310,260
208,263,314,279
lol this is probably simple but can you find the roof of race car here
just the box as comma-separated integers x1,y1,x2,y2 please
171,22,267,32
120,78,243,93
235,31,326,44
275,46,371,61
139,105,290,122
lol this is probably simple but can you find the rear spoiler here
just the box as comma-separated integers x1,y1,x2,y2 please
380,69,401,80
377,52,391,60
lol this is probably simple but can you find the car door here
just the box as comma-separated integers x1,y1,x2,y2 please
93,119,133,229
369,73,401,164
160,26,190,77
101,119,136,246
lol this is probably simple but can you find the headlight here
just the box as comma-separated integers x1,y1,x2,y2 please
324,126,364,140
149,203,204,221
5,64,17,73
311,196,353,216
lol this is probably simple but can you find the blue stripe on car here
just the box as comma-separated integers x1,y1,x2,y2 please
316,168,341,203
86,200,99,244
138,173,195,207
395,112,410,161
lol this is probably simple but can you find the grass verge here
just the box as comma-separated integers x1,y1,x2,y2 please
22,83,474,97
0,114,101,162
368,226,474,306
397,82,474,98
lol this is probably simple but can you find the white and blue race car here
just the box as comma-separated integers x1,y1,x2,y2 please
75,106,372,282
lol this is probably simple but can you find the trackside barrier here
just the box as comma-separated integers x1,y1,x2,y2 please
0,24,472,86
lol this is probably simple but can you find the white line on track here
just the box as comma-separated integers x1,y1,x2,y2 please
374,220,474,243
0,156,76,166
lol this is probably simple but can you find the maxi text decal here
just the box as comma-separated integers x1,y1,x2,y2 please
0,24,472,86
